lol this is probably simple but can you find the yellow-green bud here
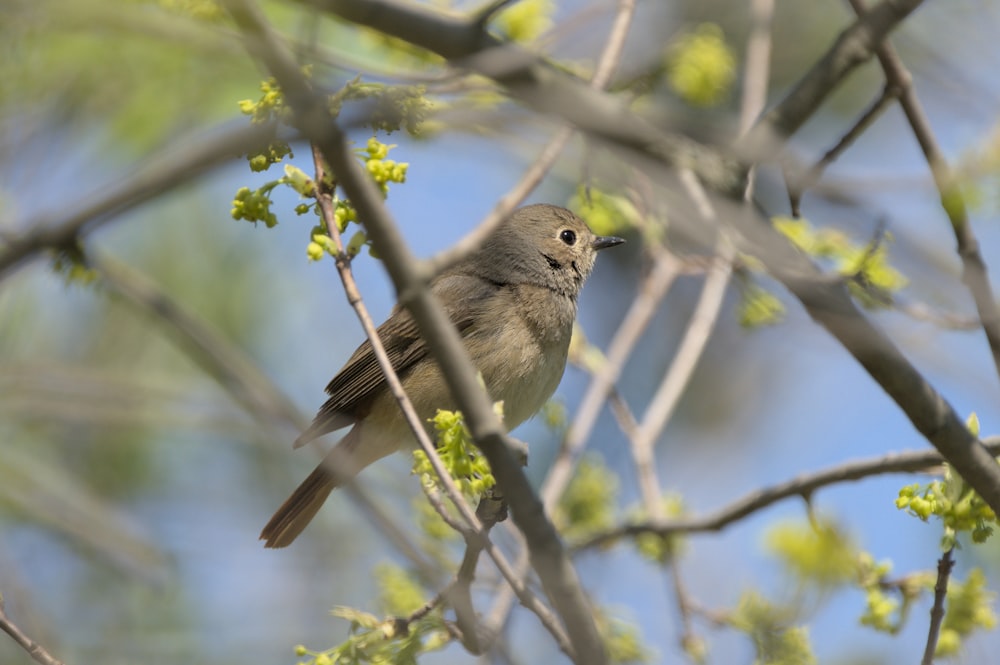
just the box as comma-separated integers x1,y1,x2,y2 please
306,242,324,261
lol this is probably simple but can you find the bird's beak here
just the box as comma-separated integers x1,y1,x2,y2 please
592,235,626,251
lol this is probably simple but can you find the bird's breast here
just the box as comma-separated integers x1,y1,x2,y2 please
470,285,576,430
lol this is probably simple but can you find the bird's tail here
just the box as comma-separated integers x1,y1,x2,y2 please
260,426,387,548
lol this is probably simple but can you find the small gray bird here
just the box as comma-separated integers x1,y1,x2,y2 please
261,204,623,547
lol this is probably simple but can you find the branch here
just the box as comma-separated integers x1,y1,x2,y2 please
848,0,1000,387
0,121,278,281
921,547,954,665
95,256,304,431
575,437,1000,551
787,82,900,215
0,594,65,665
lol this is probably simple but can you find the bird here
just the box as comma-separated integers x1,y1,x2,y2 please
260,203,624,547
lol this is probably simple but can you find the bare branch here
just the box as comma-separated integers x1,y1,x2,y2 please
575,437,1000,551
787,83,900,215
921,548,954,665
95,256,304,432
629,174,734,512
0,594,65,665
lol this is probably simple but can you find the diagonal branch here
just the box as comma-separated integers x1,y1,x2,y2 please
0,594,65,665
738,0,925,161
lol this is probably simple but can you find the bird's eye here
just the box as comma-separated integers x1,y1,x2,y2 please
559,229,577,245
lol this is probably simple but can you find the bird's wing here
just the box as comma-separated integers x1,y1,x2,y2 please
294,274,493,446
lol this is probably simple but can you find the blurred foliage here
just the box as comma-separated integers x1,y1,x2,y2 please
491,0,555,44
729,591,816,665
568,186,642,238
593,606,652,665
2,0,254,152
737,279,786,328
555,454,619,542
936,568,998,657
766,516,857,588
762,513,999,658
632,495,686,564
666,23,736,108
772,216,908,308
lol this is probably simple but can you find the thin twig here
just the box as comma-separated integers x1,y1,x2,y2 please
575,437,1000,550
921,547,955,665
848,0,1000,387
0,594,65,665
420,483,473,537
787,83,901,216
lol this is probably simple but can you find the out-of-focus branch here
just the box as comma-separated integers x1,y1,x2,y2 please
848,0,1000,387
0,594,65,665
221,0,595,658
95,257,304,432
0,121,278,281
575,437,1000,550
629,174,733,513
541,247,682,511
